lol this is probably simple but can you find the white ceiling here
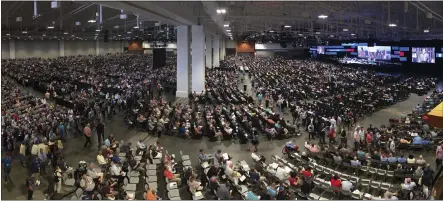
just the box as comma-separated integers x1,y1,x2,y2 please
209,1,443,40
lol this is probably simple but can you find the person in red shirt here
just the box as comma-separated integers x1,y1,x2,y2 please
301,167,313,177
330,175,342,191
366,132,373,149
289,172,299,187
163,165,182,185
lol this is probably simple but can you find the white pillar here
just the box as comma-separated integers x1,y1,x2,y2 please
9,40,15,59
219,37,223,61
176,25,190,97
205,33,212,69
95,40,100,55
191,25,205,94
213,35,220,68
221,37,225,60
59,40,65,57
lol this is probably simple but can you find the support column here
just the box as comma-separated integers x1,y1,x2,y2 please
219,37,223,61
213,35,220,68
176,25,190,97
191,25,205,94
9,40,15,59
205,33,213,69
95,40,100,55
222,37,226,60
59,40,65,57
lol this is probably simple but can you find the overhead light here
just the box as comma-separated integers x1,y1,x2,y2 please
318,15,328,19
118,35,121,37
298,34,303,36
423,29,430,33
226,29,231,32
6,33,10,36
127,31,132,34
42,34,46,36
88,19,96,23
16,17,22,22
71,35,75,37
114,25,119,29
64,32,68,35
95,33,99,36
224,24,229,27
22,31,27,34
47,26,54,29
133,26,139,29
269,30,274,33
350,33,356,36
120,14,127,19
96,29,101,32
388,23,397,27
75,21,81,26
284,25,291,28
216,9,226,14
343,28,349,32
315,32,321,34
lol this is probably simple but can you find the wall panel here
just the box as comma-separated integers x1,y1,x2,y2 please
236,42,255,53
64,40,95,56
255,50,275,57
99,41,122,54
15,40,59,58
2,41,10,59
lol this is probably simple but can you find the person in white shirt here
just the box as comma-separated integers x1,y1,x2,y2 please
275,165,288,181
110,162,122,177
401,178,416,191
341,180,353,192
329,117,337,129
137,140,147,150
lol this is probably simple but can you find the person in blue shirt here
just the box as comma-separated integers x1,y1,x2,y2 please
387,154,397,164
257,93,263,106
198,149,208,163
274,122,280,129
112,154,121,163
246,189,260,200
249,168,260,183
267,182,278,197
380,155,388,163
59,122,66,142
30,156,41,175
2,154,12,183
412,136,422,145
397,155,407,164
357,150,366,159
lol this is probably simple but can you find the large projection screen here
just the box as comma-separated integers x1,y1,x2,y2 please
357,46,391,61
412,47,435,63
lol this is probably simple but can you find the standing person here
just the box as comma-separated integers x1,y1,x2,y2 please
26,175,36,200
96,120,105,146
249,130,259,152
340,128,347,148
257,93,263,106
37,149,47,176
308,123,315,140
59,122,66,142
54,166,62,194
2,153,12,184
83,123,92,148
20,142,27,167
436,144,443,167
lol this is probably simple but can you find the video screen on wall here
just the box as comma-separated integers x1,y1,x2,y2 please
357,46,392,60
412,47,435,63
317,46,325,54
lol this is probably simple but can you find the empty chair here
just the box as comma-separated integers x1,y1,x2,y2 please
147,169,157,176
370,181,381,190
146,164,157,170
167,182,178,190
75,188,84,199
146,176,158,183
129,177,140,184
368,167,377,176
168,189,180,198
359,166,368,175
377,169,387,180
380,183,391,191
180,151,190,161
360,179,371,189
71,195,78,200
308,193,321,200
386,170,394,179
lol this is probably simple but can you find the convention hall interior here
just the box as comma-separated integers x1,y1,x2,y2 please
2,1,443,200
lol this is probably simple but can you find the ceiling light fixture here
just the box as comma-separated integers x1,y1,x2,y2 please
127,31,132,34
388,23,397,27
133,26,139,29
226,29,231,32
350,33,356,36
269,30,274,33
6,33,10,36
96,29,101,32
284,25,291,28
64,32,68,35
75,21,81,26
47,26,54,29
118,35,121,37
216,9,226,14
224,24,229,27
22,31,28,34
343,28,349,32
423,29,429,33
88,19,96,23
318,15,328,19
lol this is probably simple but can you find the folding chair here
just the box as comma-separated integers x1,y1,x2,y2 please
380,183,391,192
368,167,377,177
370,181,381,192
75,188,84,199
360,179,371,190
180,151,190,161
168,189,180,199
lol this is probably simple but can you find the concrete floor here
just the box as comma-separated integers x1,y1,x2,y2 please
2,72,442,200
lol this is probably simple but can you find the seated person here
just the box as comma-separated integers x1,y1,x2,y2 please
275,164,289,181
225,161,241,185
80,173,95,192
412,136,422,145
198,149,210,163
387,153,398,164
217,183,232,200
266,182,278,197
342,180,354,192
164,165,182,185
333,154,342,164
401,178,417,191
397,155,407,164
86,164,104,182
97,152,108,166
188,175,202,194
249,168,265,182
101,179,119,199
128,155,146,175
407,155,416,164
136,140,146,151
246,189,260,200
416,155,426,165
309,144,319,153
289,172,300,187
400,138,411,144
145,188,158,200
330,175,342,190
351,156,361,167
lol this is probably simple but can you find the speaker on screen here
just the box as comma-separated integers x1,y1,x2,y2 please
153,48,166,69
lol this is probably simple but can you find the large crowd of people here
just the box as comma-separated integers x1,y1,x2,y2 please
1,53,442,200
